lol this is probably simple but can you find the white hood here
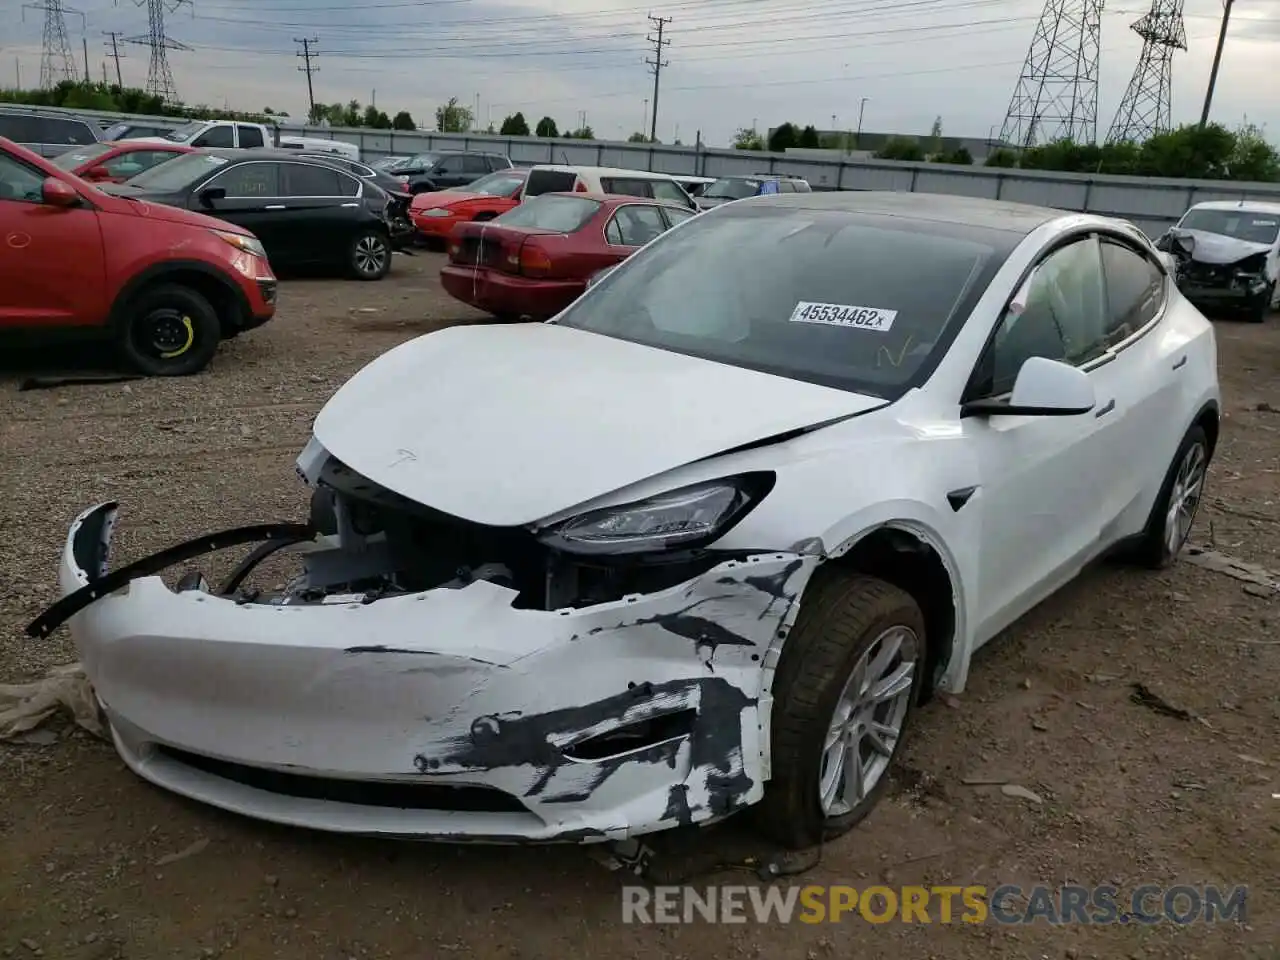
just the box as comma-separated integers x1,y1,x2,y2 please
1178,228,1274,265
311,323,887,526
116,135,173,145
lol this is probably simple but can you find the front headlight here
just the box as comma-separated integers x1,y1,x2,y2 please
536,474,774,556
213,229,266,259
420,207,452,218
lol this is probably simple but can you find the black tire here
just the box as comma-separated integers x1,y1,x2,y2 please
1246,282,1274,323
1127,424,1210,569
116,283,221,377
309,487,338,536
349,230,391,281
752,571,928,850
472,212,497,222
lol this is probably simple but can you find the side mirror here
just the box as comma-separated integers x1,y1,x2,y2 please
198,186,226,208
41,177,80,208
83,165,112,182
961,357,1096,418
586,266,617,289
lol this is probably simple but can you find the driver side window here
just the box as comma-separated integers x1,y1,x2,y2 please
0,153,46,204
979,236,1109,398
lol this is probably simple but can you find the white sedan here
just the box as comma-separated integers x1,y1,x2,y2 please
30,191,1220,851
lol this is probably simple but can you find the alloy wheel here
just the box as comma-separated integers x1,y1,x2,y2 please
1164,440,1206,556
354,235,388,277
819,624,918,817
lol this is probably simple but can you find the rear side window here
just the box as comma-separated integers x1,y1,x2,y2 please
237,125,265,148
462,155,489,173
0,115,36,141
524,169,579,197
600,177,654,199
41,118,96,145
1100,240,1165,341
193,125,235,148
282,162,344,196
487,155,512,170
650,179,691,206
496,194,600,232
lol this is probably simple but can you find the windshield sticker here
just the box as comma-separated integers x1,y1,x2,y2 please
1252,219,1277,227
199,156,229,167
789,301,898,331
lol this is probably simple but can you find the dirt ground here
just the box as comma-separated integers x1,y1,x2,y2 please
1,252,1277,960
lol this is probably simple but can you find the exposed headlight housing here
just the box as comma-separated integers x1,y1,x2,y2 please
536,473,774,557
213,229,266,259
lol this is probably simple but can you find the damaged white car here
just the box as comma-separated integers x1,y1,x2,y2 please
1157,199,1280,323
30,192,1221,850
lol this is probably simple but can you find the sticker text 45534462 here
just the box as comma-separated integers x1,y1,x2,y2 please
789,301,898,332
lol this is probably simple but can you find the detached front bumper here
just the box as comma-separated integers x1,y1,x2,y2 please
42,503,816,843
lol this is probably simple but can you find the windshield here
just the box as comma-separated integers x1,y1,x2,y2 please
703,178,760,200
373,156,410,170
409,153,441,169
464,170,526,197
163,120,209,142
52,142,112,169
126,151,229,191
553,206,1005,398
495,194,600,232
1178,208,1280,246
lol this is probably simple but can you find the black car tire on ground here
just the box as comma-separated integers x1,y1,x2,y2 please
1126,423,1210,569
752,570,927,850
1246,282,1274,323
116,283,221,377
349,230,392,281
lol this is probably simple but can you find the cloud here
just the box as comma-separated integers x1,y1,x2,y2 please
1,0,1276,145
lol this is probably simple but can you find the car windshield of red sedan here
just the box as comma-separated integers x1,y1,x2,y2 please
464,170,527,197
494,195,601,231
553,206,1008,399
51,143,112,170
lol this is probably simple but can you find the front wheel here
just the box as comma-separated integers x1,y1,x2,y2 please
349,230,391,281
1128,424,1209,569
1246,282,1274,323
752,571,927,850
116,283,221,376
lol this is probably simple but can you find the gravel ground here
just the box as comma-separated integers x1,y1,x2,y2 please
0,253,1277,960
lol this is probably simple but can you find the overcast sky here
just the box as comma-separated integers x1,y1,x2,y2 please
1,0,1276,146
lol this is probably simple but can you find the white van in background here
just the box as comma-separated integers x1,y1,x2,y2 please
523,164,697,211
277,135,361,161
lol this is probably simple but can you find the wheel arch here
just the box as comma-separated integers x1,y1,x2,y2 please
1191,399,1220,458
110,260,250,339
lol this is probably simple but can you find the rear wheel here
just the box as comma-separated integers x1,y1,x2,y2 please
116,284,221,377
349,230,391,281
752,571,927,849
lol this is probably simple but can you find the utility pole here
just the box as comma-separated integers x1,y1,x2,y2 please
645,13,671,143
295,37,319,122
104,30,124,86
82,36,89,81
1199,0,1233,128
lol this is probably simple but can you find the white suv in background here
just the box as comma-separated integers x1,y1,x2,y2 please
523,164,697,211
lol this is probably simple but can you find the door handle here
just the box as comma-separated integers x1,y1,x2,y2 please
264,204,286,210
1172,355,1187,371
341,202,359,208
1094,398,1116,418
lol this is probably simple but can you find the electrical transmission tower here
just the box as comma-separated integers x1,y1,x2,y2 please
997,0,1104,148
1106,0,1186,143
123,0,192,104
645,14,671,143
22,1,81,89
295,38,319,122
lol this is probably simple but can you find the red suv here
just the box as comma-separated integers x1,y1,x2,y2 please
0,136,276,375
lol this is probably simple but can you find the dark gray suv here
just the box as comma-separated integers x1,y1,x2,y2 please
385,151,513,194
0,109,100,158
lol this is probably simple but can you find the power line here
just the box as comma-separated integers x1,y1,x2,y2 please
104,30,126,87
646,13,671,142
22,0,81,89
1198,0,1233,128
295,36,319,120
122,0,193,104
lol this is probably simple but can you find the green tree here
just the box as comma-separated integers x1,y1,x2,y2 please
500,111,530,136
567,125,595,139
1229,122,1280,182
984,148,1018,168
534,116,559,137
933,146,973,165
875,137,926,162
628,131,658,142
798,124,821,148
732,127,764,150
435,97,473,133
362,104,392,129
768,122,798,152
391,110,416,131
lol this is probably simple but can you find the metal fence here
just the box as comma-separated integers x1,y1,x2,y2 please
9,102,1280,237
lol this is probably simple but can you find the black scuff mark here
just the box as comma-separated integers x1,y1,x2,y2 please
539,738,683,805
411,677,757,816
663,784,693,826
582,593,754,653
344,645,504,669
744,557,804,621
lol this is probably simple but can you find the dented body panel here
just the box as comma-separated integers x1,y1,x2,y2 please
59,502,818,842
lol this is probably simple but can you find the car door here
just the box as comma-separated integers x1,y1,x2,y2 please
278,161,363,265
0,150,108,328
1094,235,1186,536
459,154,490,185
191,160,283,256
191,124,235,149
961,234,1122,643
604,203,669,264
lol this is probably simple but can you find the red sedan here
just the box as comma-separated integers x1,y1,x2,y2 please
410,167,528,245
50,141,195,184
440,192,696,322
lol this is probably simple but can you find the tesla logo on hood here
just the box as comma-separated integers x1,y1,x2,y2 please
387,448,418,468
